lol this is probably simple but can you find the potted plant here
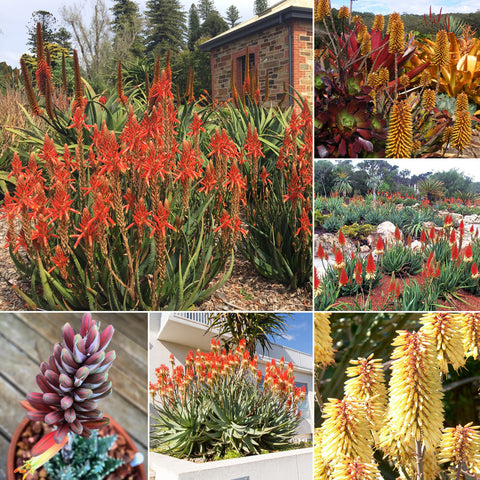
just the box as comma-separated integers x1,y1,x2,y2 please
6,313,146,480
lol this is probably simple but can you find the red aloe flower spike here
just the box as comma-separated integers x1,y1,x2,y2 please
394,226,401,241
338,229,346,246
354,260,362,285
339,268,349,287
366,253,376,280
375,236,384,254
459,220,465,235
429,226,436,241
420,230,426,243
464,244,473,263
296,208,312,238
449,229,456,245
334,249,345,270
451,242,459,261
260,166,271,186
472,262,480,278
317,242,327,260
151,200,175,238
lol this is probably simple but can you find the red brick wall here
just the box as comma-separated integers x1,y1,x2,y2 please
209,18,312,106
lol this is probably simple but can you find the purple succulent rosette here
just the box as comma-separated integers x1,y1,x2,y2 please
21,313,115,444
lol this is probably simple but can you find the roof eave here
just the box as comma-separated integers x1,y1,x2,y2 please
199,6,312,52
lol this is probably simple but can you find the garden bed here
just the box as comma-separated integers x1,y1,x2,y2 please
149,448,313,480
334,273,480,311
0,218,311,311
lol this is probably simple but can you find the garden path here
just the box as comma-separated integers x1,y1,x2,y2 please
0,313,148,480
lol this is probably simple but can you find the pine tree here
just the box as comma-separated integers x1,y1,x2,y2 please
202,11,229,37
145,0,186,57
26,10,71,53
110,0,144,57
254,0,268,15
225,5,240,27
197,0,215,22
187,4,202,51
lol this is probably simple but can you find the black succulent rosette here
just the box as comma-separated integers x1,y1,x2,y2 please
16,313,116,478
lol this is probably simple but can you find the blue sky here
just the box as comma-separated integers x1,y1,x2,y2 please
0,0,255,68
278,312,313,355
332,0,479,14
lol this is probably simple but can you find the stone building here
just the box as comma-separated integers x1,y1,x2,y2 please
200,0,313,106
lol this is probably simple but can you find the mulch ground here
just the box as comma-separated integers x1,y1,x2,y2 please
333,273,480,311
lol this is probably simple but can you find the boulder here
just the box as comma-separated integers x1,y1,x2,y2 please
315,232,356,259
464,214,480,224
376,221,400,244
410,240,422,251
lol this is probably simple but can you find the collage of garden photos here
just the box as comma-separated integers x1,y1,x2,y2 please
1,0,480,478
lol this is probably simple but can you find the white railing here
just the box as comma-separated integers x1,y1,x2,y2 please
172,312,212,326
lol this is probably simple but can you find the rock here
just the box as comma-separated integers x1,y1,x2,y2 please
464,214,480,224
411,240,422,251
376,221,400,244
315,232,356,259
360,245,370,253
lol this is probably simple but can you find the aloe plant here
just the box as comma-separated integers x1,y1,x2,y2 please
150,340,304,460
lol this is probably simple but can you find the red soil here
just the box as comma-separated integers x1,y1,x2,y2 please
333,273,480,311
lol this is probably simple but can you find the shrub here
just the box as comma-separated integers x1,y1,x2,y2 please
150,340,304,460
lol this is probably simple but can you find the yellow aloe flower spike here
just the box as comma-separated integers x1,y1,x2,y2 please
438,423,480,475
320,397,373,463
385,101,413,158
419,313,466,373
388,330,444,452
314,313,335,368
456,313,480,359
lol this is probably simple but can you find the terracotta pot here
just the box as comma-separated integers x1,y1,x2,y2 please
7,416,146,480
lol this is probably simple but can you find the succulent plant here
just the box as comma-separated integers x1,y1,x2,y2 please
16,313,116,479
23,314,115,444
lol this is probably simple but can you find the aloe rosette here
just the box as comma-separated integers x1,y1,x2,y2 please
16,313,115,478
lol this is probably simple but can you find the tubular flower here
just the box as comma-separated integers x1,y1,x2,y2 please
334,250,345,270
320,398,373,463
432,30,450,67
314,313,335,369
451,110,472,153
420,70,432,87
372,14,384,32
388,330,444,452
314,428,331,480
388,15,405,54
15,432,69,480
422,89,436,111
438,424,480,475
419,313,465,373
457,313,480,359
472,262,480,279
385,101,413,158
354,260,362,285
374,237,384,255
338,229,346,246
315,0,330,21
464,243,473,263
378,67,389,86
344,354,387,432
331,458,381,480
455,93,469,114
339,268,349,287
365,254,376,280
338,6,349,19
